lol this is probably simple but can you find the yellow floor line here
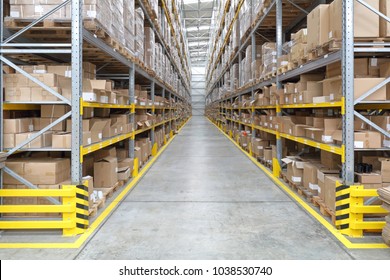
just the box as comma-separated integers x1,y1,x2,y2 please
0,117,192,249
208,118,389,250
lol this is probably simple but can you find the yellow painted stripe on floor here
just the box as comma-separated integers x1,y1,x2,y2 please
0,117,191,249
208,118,389,250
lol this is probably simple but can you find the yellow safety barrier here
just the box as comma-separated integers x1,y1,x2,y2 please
0,184,89,236
335,183,389,238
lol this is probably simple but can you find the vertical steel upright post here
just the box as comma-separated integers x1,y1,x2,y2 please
151,81,155,146
251,33,256,145
71,0,83,184
0,0,4,209
342,0,355,185
275,0,283,176
129,64,135,159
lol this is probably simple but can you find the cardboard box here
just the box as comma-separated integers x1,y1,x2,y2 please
380,158,390,182
4,158,70,185
118,158,134,172
354,131,382,148
303,162,321,195
4,118,34,134
356,172,382,184
329,0,379,40
317,169,340,201
52,132,71,149
15,131,52,148
94,156,118,188
82,155,94,177
362,156,381,170
380,0,390,37
282,157,305,184
41,105,70,118
321,150,341,170
324,175,340,212
305,127,323,142
264,147,273,162
35,118,66,131
89,120,108,143
117,167,130,181
83,107,94,119
82,176,94,208
83,131,92,146
307,4,329,50
4,134,16,149
66,119,90,132
326,59,369,78
94,147,117,162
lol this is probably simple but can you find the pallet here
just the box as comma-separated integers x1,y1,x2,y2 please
4,17,72,29
263,71,276,80
312,196,336,224
280,173,313,201
277,63,294,75
88,197,105,218
259,157,272,169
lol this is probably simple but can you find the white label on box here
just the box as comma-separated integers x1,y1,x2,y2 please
354,141,364,148
257,146,263,149
82,92,96,102
289,128,292,134
87,10,97,18
140,101,146,106
28,125,34,132
101,96,109,103
87,138,91,145
285,97,288,102
33,70,47,74
292,176,302,183
299,95,302,101
275,124,279,129
243,144,248,147
311,133,315,139
318,187,321,194
386,124,390,131
120,127,123,132
309,183,319,191
115,168,118,173
113,98,117,104
322,135,333,143
65,70,72,78
329,31,333,39
35,5,44,14
295,88,298,93
360,123,365,129
284,88,287,93
98,133,102,140
293,97,297,103
10,11,20,17
371,58,378,67
383,140,390,147
330,93,335,101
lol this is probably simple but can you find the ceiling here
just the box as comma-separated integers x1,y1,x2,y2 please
182,0,217,67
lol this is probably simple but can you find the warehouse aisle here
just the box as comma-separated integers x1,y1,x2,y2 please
74,116,374,260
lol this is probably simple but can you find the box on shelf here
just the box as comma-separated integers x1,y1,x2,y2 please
282,157,305,184
317,169,340,201
15,131,52,149
94,156,118,188
52,132,71,149
356,172,382,184
324,175,340,212
4,158,70,185
307,4,329,50
4,118,34,134
41,105,70,118
303,162,321,195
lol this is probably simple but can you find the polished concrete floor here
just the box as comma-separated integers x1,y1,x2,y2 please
1,116,390,259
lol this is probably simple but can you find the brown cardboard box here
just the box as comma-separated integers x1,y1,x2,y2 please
117,167,131,181
83,107,94,119
264,147,273,161
282,157,305,184
251,138,268,157
93,156,118,188
15,131,52,148
134,147,142,163
326,59,369,78
356,172,382,184
52,132,71,149
354,131,382,148
369,116,390,147
321,150,341,170
317,169,340,201
303,162,322,195
83,131,92,146
329,0,379,40
305,127,323,142
35,118,66,131
307,4,329,50
324,175,340,212
4,118,34,134
118,158,134,172
4,158,70,185
4,134,16,149
380,0,390,37
94,147,117,162
95,108,110,118
380,158,390,182
66,119,90,132
89,120,108,143
41,105,70,118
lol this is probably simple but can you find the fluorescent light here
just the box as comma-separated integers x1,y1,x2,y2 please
186,25,210,32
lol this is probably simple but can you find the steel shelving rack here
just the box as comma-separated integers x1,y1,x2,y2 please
0,0,191,234
205,0,390,238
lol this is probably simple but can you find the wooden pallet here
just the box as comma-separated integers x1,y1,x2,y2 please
141,0,158,21
4,17,72,29
312,196,336,224
277,63,294,74
280,173,313,201
88,197,105,218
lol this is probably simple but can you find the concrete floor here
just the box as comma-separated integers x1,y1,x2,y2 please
1,116,390,259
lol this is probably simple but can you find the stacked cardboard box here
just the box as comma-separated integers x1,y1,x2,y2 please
124,0,135,52
261,43,277,76
135,7,145,62
144,27,155,69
